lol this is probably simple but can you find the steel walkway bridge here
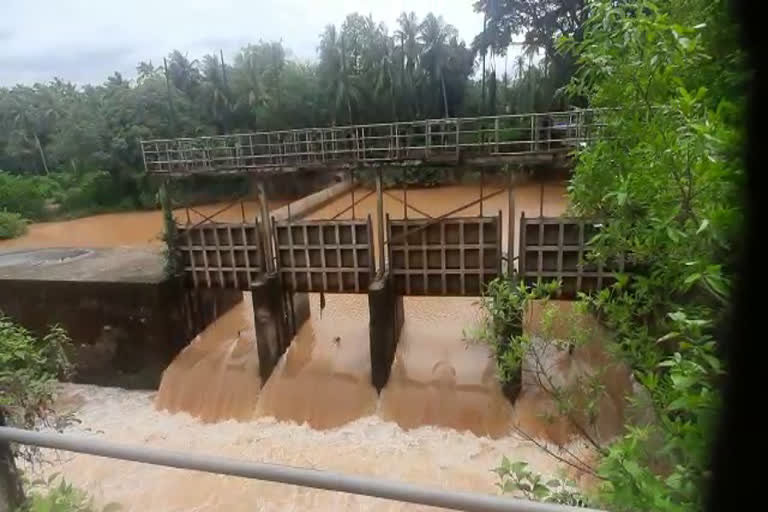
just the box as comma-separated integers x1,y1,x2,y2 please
141,109,602,175
147,107,614,389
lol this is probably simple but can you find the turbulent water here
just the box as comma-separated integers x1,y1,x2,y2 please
10,181,591,511
44,382,590,512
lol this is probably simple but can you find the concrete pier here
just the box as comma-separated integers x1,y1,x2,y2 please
368,273,404,392
251,273,310,384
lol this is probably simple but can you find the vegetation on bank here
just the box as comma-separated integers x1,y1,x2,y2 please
0,211,27,239
20,476,120,512
478,0,744,510
0,170,252,240
0,315,85,510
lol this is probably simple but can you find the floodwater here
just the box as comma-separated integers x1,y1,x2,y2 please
17,180,591,511
0,199,289,249
44,382,592,512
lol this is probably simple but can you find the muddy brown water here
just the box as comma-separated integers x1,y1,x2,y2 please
0,199,289,249
9,181,594,511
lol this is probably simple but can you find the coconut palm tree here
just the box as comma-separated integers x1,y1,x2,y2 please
318,25,360,124
395,12,421,118
419,14,456,118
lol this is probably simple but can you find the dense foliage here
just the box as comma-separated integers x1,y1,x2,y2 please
0,316,81,510
21,475,120,512
494,458,590,506
479,0,744,510
476,279,559,388
564,0,743,509
472,0,587,112
0,211,27,239
0,315,72,430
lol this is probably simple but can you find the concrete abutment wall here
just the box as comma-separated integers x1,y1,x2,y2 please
0,277,242,389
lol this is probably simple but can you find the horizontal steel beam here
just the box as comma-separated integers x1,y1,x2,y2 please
0,426,603,512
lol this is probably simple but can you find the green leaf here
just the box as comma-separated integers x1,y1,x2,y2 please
683,273,701,286
666,226,679,243
502,480,518,494
510,461,528,474
621,459,643,479
532,483,550,499
667,397,689,411
696,219,710,234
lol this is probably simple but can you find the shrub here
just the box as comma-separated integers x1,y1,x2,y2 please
494,458,591,507
23,475,121,512
0,315,73,430
0,172,47,220
474,278,560,397
0,211,28,239
58,171,118,214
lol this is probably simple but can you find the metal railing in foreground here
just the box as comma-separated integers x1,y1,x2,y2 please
0,426,604,512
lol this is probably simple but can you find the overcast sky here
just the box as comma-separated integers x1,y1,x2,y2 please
0,0,506,87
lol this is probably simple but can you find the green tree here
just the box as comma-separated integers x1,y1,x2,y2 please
419,14,455,118
473,0,587,110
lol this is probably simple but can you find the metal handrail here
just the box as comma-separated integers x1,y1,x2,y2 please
0,426,603,512
140,108,605,175
142,109,601,143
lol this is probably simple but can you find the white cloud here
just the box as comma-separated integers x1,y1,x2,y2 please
0,0,496,86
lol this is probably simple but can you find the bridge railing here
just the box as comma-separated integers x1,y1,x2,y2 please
141,109,605,175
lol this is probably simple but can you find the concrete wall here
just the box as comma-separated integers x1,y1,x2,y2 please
368,273,404,391
0,278,242,389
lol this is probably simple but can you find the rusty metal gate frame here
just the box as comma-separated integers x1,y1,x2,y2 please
386,213,503,296
273,217,375,293
178,221,265,289
518,214,622,296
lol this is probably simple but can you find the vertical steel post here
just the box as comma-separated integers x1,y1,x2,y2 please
258,182,273,273
455,119,460,162
376,170,385,277
530,115,535,152
479,168,484,217
403,168,408,220
507,169,515,277
350,169,356,219
539,182,544,217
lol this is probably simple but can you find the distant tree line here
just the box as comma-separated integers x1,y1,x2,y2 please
1,6,585,179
